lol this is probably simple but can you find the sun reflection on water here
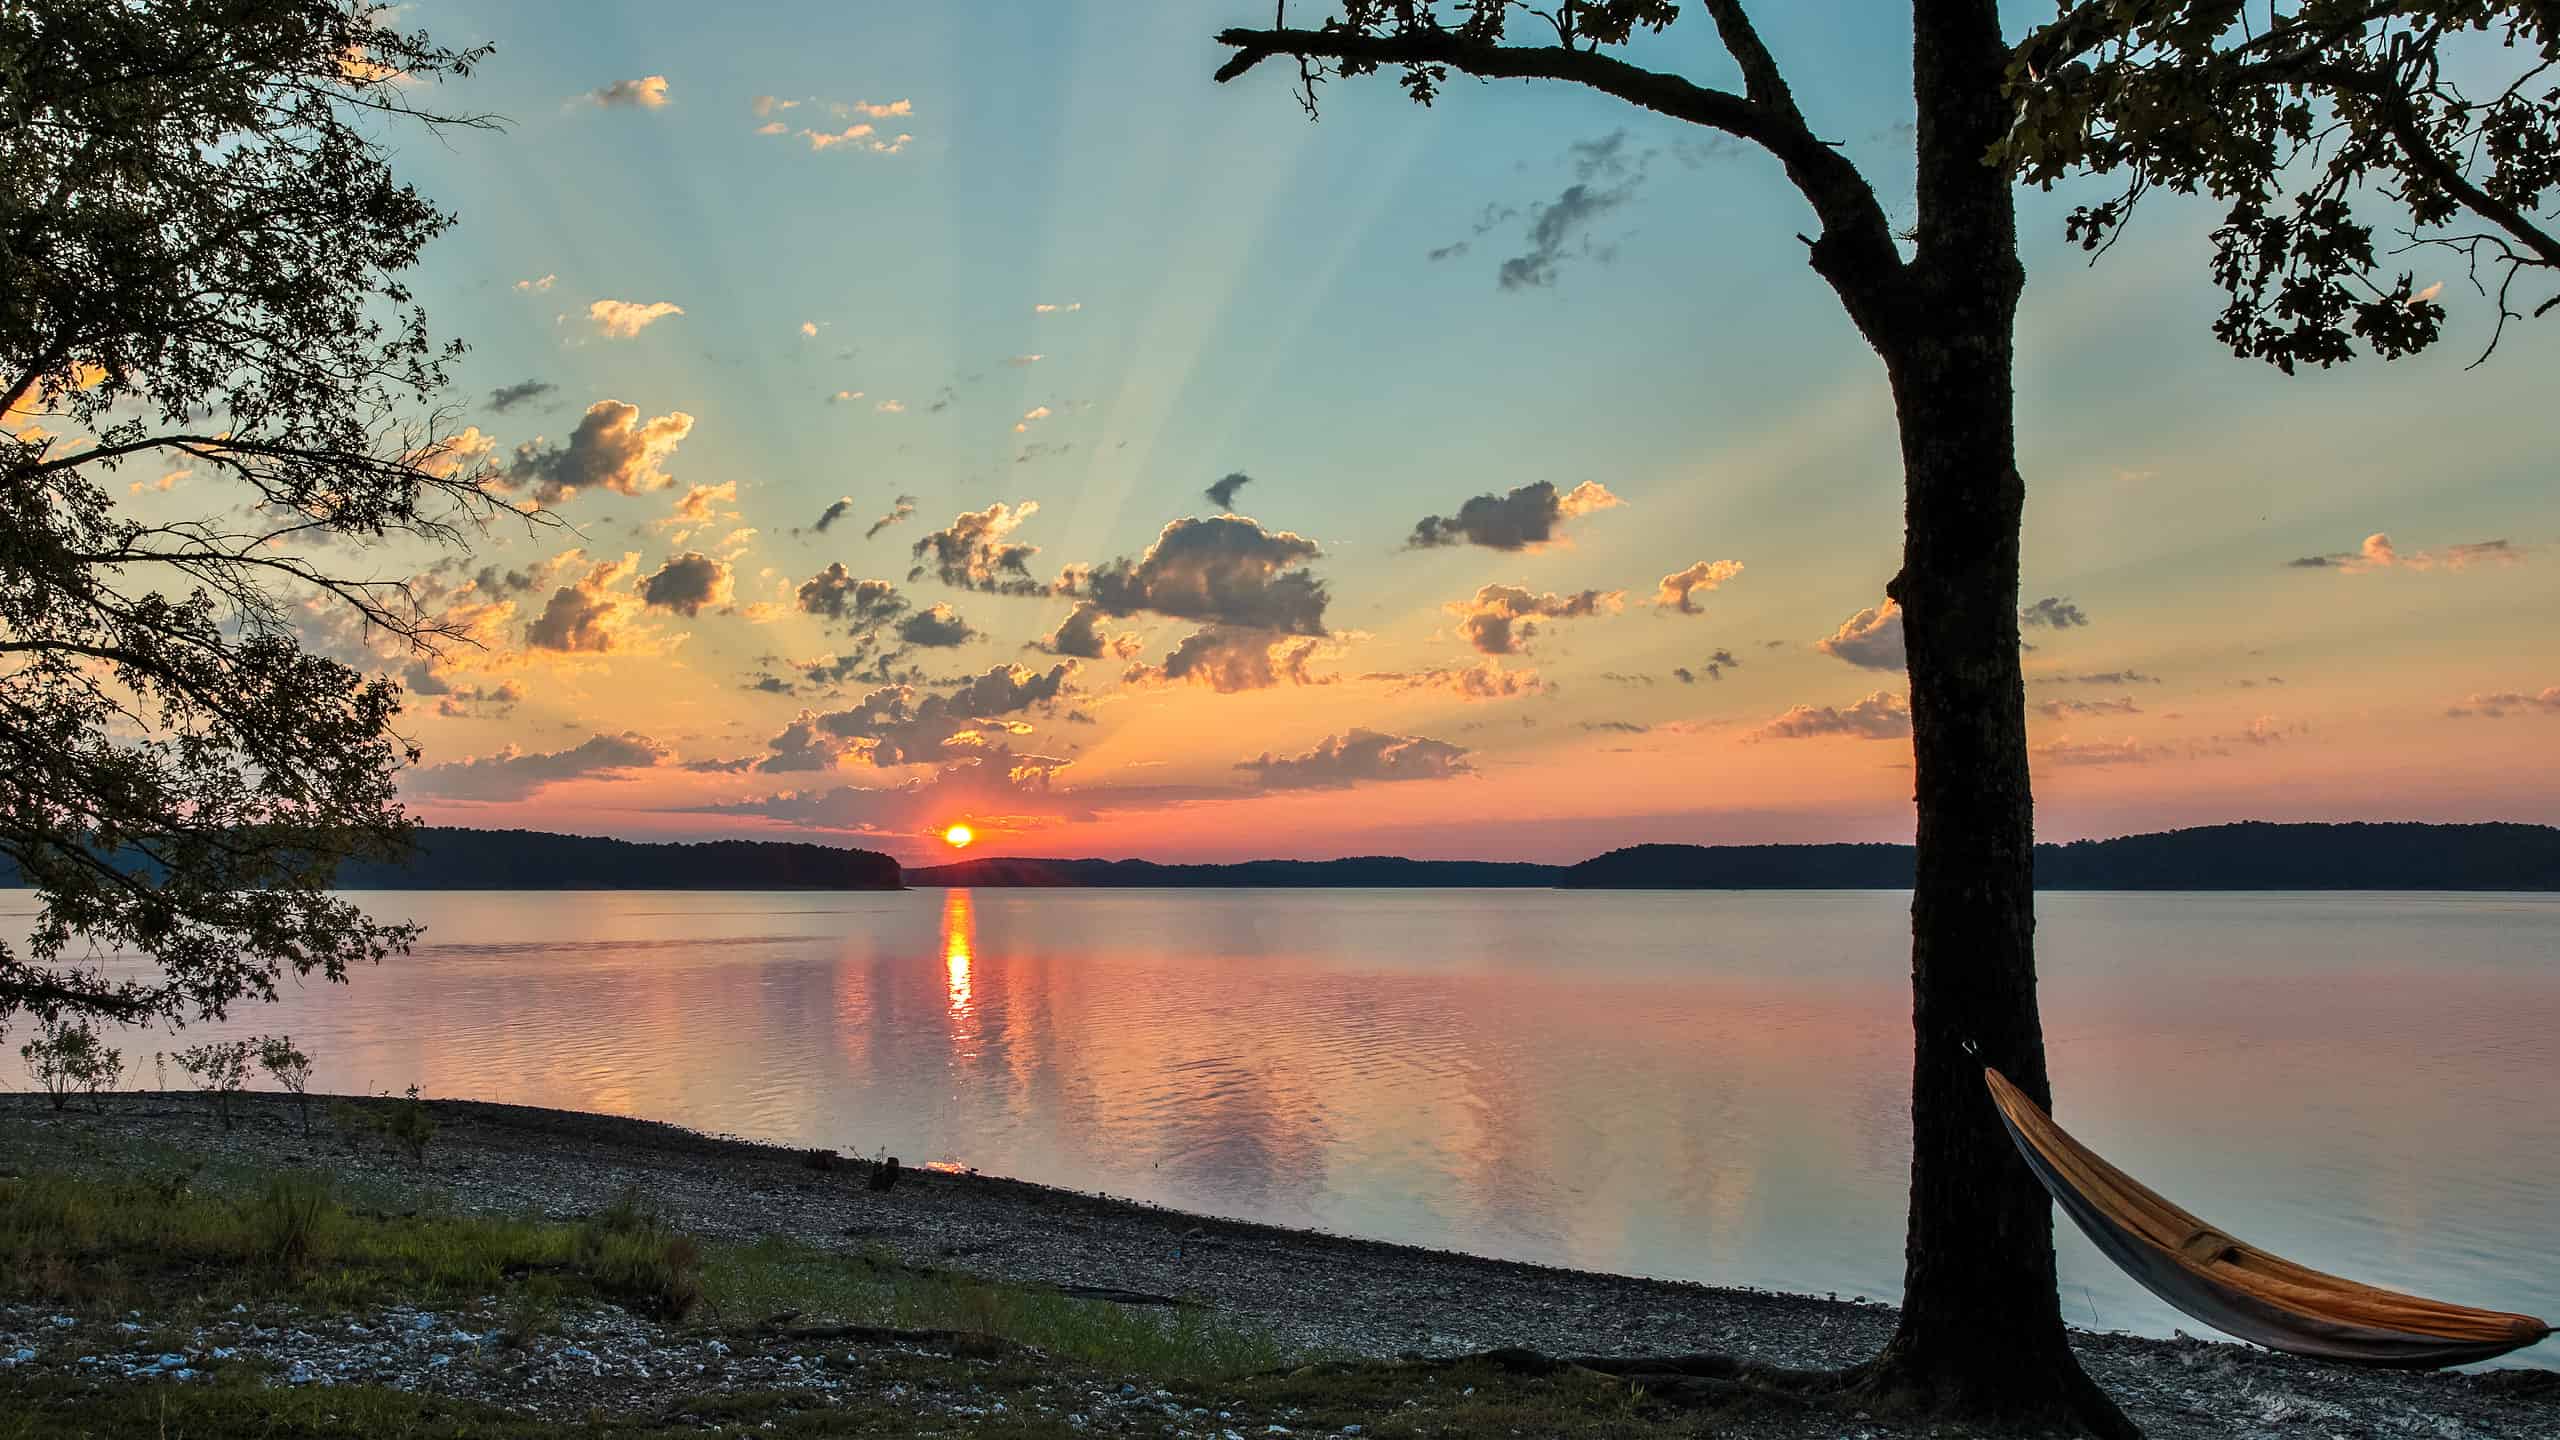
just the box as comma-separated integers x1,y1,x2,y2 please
942,887,976,1028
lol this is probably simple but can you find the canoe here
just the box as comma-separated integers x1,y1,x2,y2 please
1984,1068,2552,1367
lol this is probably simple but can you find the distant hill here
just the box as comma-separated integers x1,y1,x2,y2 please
903,855,1568,888
333,828,901,890
1559,822,2560,891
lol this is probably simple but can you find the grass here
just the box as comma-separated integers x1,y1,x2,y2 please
0,1114,1716,1436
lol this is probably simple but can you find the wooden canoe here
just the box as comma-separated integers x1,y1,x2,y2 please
1984,1068,2552,1367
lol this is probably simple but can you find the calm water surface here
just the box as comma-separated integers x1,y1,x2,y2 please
14,887,2556,1368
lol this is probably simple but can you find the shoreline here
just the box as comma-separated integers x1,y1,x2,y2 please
7,1090,2555,1437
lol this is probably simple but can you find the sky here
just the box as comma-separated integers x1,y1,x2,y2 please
162,2,2560,864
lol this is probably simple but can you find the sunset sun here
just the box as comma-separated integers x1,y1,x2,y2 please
941,823,975,850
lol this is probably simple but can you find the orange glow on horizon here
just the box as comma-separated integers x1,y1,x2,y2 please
942,823,975,849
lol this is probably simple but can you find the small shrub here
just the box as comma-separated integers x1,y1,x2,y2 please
326,1099,371,1152
499,1274,564,1348
247,1171,339,1272
573,1188,703,1322
256,1036,316,1135
20,1020,123,1111
380,1085,436,1165
170,1040,254,1129
800,1147,838,1172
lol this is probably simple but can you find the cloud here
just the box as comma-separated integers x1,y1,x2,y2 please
2019,596,2090,629
1007,353,1045,366
866,494,918,540
1674,649,1742,683
1034,601,1142,660
1494,132,1652,291
808,497,855,534
1371,659,1546,702
1583,720,1649,735
487,379,556,414
2446,686,2560,718
1133,627,1336,693
1815,600,1905,672
1205,472,1252,510
1239,729,1474,791
639,552,733,616
897,603,977,648
2288,532,2529,571
688,753,1083,841
875,399,906,414
1012,405,1053,433
2033,738,2172,767
2035,696,2142,718
1447,583,1622,656
588,299,684,339
513,274,556,294
1753,690,1911,740
408,731,670,802
1033,301,1083,314
525,552,646,652
500,401,694,504
909,502,1046,595
1070,515,1329,633
801,122,913,153
827,390,863,405
1654,559,1745,614
761,663,1074,772
588,76,670,109
1406,479,1621,551
657,480,737,533
796,564,908,627
431,680,524,720
2035,670,2163,686
751,95,799,117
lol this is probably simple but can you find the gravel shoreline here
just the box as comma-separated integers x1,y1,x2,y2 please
5,1092,2554,1437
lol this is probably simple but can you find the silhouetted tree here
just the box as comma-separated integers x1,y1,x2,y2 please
1212,3,2556,1433
0,2,514,1030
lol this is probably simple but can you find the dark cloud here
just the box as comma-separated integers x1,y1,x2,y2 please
407,731,670,801
1134,627,1334,694
896,602,977,648
1496,130,1650,291
807,497,856,534
433,681,524,720
1674,649,1742,684
865,494,918,540
1204,472,1252,510
1033,601,1141,661
1237,729,1474,791
1815,601,1905,672
2287,532,2528,572
1753,691,1911,741
1581,720,1649,735
2020,596,2091,629
1070,515,1328,634
487,379,557,414
1601,671,1656,687
640,552,733,616
1406,479,1621,552
2033,738,2173,767
680,755,758,773
2035,696,2142,718
910,502,1045,594
796,564,906,627
499,400,694,505
1447,584,1623,656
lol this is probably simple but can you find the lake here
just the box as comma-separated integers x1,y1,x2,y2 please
12,886,2556,1368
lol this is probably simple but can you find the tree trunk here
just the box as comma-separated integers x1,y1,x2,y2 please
1845,5,2136,1436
